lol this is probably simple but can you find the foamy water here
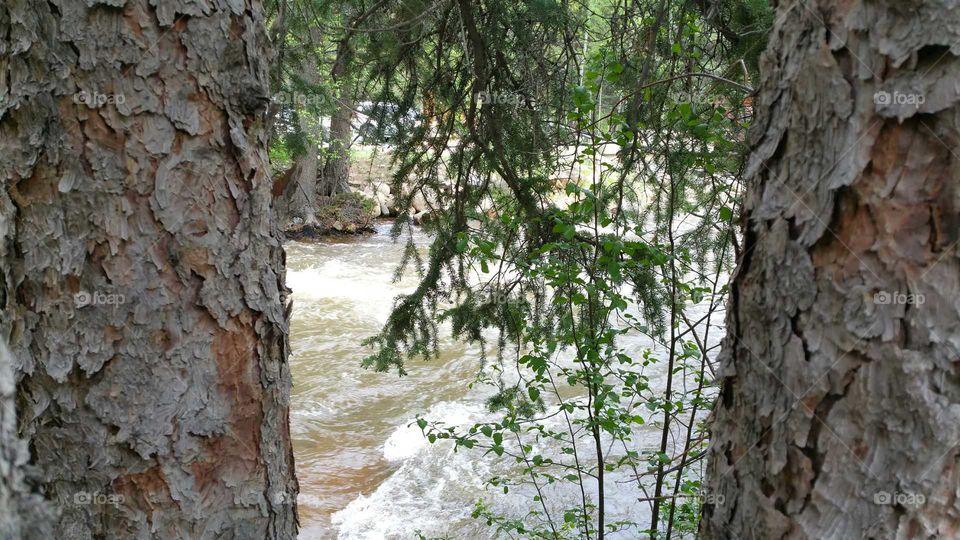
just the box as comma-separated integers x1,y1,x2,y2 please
286,223,721,538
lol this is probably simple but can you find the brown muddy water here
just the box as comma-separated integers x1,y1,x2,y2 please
286,223,687,539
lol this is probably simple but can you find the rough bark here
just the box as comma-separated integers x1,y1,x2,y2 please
287,54,320,226
320,39,353,197
1,0,298,538
703,1,960,538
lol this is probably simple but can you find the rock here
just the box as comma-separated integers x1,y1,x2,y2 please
379,190,401,215
374,192,393,217
549,175,571,191
411,192,428,213
412,210,432,225
332,221,343,231
370,203,382,218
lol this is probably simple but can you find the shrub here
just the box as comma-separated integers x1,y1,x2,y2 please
314,192,377,233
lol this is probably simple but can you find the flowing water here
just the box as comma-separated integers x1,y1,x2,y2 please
287,224,492,538
286,223,711,539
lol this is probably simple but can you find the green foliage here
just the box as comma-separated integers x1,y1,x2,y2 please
268,0,772,536
313,192,377,232
265,0,381,173
268,140,294,176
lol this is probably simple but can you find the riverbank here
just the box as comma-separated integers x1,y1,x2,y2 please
284,192,379,239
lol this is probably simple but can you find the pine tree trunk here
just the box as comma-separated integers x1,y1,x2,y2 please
321,100,352,196
703,1,960,538
1,1,298,537
288,55,320,226
320,40,353,197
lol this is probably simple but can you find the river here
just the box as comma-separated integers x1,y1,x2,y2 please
286,223,710,539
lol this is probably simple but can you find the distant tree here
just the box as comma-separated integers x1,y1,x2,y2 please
290,33,323,225
266,0,388,223
319,29,356,197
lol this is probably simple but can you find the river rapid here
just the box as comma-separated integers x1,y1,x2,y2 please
286,223,706,539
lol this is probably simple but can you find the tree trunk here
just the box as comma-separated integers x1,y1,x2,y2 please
1,1,298,538
703,1,960,538
287,55,320,226
320,40,354,197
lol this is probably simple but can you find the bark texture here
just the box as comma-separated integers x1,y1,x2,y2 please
1,0,298,537
287,53,320,226
703,1,960,538
320,39,353,197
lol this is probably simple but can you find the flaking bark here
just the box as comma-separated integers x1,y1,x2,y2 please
1,0,299,537
703,1,960,538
